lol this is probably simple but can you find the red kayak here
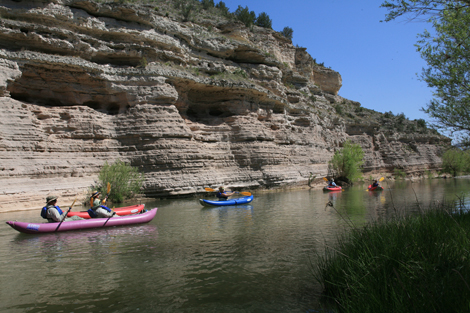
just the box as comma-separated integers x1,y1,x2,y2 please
367,185,384,191
67,204,145,219
323,186,342,192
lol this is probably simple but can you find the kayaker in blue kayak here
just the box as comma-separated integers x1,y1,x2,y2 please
41,196,83,222
88,191,117,218
216,186,236,200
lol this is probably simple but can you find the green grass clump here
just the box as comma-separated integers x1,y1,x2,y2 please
315,207,470,313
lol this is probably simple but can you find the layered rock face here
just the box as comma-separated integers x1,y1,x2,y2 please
0,0,449,211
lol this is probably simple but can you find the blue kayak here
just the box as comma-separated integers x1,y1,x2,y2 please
199,195,254,207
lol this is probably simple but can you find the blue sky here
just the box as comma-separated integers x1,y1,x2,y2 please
221,0,434,122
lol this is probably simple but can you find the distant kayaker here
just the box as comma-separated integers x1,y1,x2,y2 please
88,191,116,218
328,179,337,188
41,196,83,222
216,186,235,200
372,180,380,188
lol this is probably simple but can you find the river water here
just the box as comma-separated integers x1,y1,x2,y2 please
1,178,470,313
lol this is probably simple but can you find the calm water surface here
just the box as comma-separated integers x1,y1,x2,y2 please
1,178,470,313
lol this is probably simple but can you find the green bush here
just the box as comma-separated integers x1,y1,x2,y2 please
441,148,470,176
328,140,364,182
280,26,293,40
96,160,145,203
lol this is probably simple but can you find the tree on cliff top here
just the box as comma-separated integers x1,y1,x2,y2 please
381,0,470,147
328,140,364,182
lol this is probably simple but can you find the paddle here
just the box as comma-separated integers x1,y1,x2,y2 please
204,187,252,196
55,198,77,232
102,182,111,205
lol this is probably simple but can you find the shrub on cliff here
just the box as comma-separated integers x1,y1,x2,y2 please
281,26,293,40
234,5,256,27
255,12,272,29
96,160,145,203
328,140,364,182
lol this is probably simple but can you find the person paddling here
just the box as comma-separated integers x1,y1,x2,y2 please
216,186,235,200
40,196,82,222
372,180,380,188
328,179,337,188
87,191,116,218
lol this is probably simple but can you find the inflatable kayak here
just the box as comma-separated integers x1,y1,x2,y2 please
67,204,145,219
368,185,384,191
323,186,342,192
6,208,157,234
199,195,253,207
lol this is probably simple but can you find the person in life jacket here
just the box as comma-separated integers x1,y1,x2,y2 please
41,196,82,222
328,179,337,188
216,186,235,201
372,180,380,188
88,191,116,218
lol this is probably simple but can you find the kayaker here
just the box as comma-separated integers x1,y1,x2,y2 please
372,180,380,188
216,186,235,200
328,179,337,188
41,196,83,222
88,191,117,218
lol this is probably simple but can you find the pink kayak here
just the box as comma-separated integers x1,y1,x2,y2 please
67,204,145,219
6,208,157,234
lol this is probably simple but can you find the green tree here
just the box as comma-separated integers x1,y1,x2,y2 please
255,12,272,29
280,26,293,40
201,0,214,10
97,160,145,203
328,140,364,182
215,1,230,16
441,148,469,176
234,5,256,27
381,1,470,146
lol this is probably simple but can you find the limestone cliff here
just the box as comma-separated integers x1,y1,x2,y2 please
0,0,450,211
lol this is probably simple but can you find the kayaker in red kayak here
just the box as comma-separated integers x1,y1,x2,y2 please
327,179,337,188
40,196,83,222
216,186,236,200
372,180,380,188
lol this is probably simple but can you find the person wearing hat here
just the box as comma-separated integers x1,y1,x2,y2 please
328,178,337,188
87,191,116,218
40,196,83,222
216,186,235,201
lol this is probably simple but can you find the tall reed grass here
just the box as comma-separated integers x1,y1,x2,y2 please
314,205,470,313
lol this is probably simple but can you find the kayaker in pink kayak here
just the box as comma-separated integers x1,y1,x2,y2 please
40,196,83,222
216,186,236,200
88,191,117,218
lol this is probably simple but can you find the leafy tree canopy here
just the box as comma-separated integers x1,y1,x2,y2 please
381,1,470,147
234,5,256,27
328,140,364,182
256,12,272,29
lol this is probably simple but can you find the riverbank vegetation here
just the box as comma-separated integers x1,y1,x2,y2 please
94,160,145,203
314,203,470,312
328,140,364,183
